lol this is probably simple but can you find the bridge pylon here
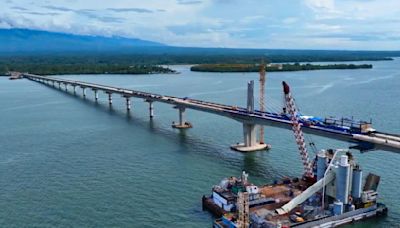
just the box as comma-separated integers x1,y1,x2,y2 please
231,80,271,152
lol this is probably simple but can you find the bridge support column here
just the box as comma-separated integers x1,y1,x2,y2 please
93,89,98,102
82,87,86,98
244,123,257,147
172,107,192,129
73,85,76,95
125,97,131,111
58,82,61,89
145,100,154,118
52,81,55,87
64,83,68,91
106,92,112,105
231,80,270,152
149,102,154,118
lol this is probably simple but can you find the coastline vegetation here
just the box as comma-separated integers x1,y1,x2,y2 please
0,52,385,75
190,63,373,73
0,63,176,75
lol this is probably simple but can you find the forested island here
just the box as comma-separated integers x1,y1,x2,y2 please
190,63,373,73
0,63,176,75
0,50,388,76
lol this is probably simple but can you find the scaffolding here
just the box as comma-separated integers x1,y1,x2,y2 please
237,191,250,228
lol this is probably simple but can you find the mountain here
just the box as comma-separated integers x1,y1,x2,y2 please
0,28,165,53
1,28,399,63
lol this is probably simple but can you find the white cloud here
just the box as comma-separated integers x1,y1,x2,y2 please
282,17,298,24
0,0,400,49
305,23,342,32
304,0,335,11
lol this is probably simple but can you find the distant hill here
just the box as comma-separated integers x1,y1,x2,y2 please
0,28,165,53
0,28,399,64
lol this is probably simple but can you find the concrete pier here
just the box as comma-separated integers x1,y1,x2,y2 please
147,100,154,118
73,85,77,95
106,92,112,105
125,96,131,111
172,107,192,129
82,87,86,98
231,80,270,152
58,82,61,89
93,89,98,102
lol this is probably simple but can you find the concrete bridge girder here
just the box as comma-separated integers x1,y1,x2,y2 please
22,74,400,154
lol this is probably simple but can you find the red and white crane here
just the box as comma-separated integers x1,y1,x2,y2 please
282,81,314,178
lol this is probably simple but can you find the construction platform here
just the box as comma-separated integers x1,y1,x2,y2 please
230,142,271,152
172,121,193,129
203,151,388,228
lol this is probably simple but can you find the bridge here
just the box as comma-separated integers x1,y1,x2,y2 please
23,73,400,153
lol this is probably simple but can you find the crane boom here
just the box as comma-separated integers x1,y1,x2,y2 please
276,170,335,215
282,81,313,177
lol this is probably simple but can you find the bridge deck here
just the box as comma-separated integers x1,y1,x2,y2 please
24,73,400,153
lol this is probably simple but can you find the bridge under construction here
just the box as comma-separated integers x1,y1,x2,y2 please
23,73,400,154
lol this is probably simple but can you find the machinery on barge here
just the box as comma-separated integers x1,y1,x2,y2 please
203,150,387,228
202,81,388,227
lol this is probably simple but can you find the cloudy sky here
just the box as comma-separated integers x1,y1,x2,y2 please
1,0,400,50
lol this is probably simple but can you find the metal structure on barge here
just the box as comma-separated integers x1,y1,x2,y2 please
202,81,389,228
203,150,387,228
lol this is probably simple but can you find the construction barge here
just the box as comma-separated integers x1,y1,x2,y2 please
202,149,387,227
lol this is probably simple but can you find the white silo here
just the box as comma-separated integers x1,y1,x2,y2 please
351,166,363,199
336,155,351,204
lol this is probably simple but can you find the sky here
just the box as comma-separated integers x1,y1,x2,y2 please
1,0,400,50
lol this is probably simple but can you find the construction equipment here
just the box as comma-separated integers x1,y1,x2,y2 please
282,81,314,178
276,169,335,215
237,191,250,228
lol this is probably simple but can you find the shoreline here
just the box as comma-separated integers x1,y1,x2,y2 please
190,63,373,73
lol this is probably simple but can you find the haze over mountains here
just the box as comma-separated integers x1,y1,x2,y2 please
1,28,400,63
0,28,165,53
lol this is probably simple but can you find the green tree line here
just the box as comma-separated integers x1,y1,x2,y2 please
190,63,373,72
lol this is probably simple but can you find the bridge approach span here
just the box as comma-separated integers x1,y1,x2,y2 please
24,73,400,153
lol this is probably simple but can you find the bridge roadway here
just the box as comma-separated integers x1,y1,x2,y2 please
24,73,400,153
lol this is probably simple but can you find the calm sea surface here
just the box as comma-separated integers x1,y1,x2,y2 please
1,59,400,227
